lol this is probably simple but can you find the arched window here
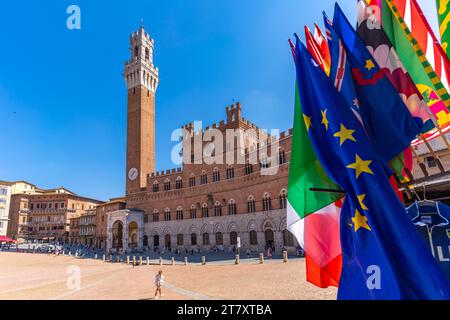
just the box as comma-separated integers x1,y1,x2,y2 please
177,234,184,246
228,199,237,215
279,189,287,209
189,174,196,187
226,165,235,179
152,209,159,222
202,233,210,245
202,203,209,218
200,171,208,185
245,162,253,175
176,207,184,220
191,233,197,246
190,205,197,219
260,156,269,169
153,235,160,247
214,202,222,217
213,167,220,182
176,176,183,189
230,231,238,245
263,193,272,212
164,208,171,221
164,179,171,191
215,232,223,245
145,47,150,61
249,230,258,245
278,149,287,165
283,229,295,247
134,46,139,58
152,181,159,193
247,195,256,213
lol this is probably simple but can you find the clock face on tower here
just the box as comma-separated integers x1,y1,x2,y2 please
128,168,139,181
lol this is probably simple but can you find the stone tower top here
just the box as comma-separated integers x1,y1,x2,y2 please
124,26,159,93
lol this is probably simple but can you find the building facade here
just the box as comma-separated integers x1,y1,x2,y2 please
106,27,297,255
5,183,103,242
95,198,126,249
79,209,97,246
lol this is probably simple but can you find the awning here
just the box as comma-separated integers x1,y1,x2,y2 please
0,236,16,243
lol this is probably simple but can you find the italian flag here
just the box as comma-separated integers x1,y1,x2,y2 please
287,84,343,288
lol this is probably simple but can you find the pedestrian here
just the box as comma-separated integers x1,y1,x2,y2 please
154,270,164,299
246,249,251,258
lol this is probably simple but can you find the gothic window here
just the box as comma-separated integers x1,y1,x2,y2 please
176,207,184,220
226,165,235,179
279,189,287,209
214,202,222,217
134,46,139,58
260,156,269,169
263,193,272,212
176,176,183,189
213,168,220,182
164,179,171,191
247,195,256,213
249,230,258,245
145,47,150,61
278,149,287,165
215,232,223,245
191,233,197,246
164,208,171,221
189,174,196,187
177,234,184,246
190,205,197,219
230,231,238,245
152,181,159,193
228,199,237,215
202,233,210,245
202,203,209,218
200,171,208,185
245,162,253,175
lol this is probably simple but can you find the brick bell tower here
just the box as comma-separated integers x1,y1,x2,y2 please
124,26,159,193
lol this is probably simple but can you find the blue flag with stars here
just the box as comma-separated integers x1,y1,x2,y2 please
331,3,422,166
294,39,450,299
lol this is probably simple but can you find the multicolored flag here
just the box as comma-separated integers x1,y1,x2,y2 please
437,0,450,60
332,3,422,166
313,23,331,69
357,0,435,133
287,82,343,289
305,26,330,76
392,0,450,92
295,36,450,299
382,0,450,129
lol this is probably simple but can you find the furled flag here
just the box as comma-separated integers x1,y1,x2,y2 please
314,23,331,69
357,0,435,133
437,0,450,60
294,38,450,299
323,13,363,125
287,81,343,288
305,26,330,76
382,0,450,128
333,2,422,166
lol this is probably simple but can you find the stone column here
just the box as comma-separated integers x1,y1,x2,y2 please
138,226,145,251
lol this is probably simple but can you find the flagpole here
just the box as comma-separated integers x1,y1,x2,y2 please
411,145,429,177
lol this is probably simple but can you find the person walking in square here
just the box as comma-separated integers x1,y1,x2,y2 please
153,270,164,299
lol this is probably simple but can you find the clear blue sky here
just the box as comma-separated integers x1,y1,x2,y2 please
0,0,438,201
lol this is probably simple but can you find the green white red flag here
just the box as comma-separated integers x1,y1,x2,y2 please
287,82,343,288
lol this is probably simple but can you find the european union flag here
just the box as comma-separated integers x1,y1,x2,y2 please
332,3,422,166
294,39,450,299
